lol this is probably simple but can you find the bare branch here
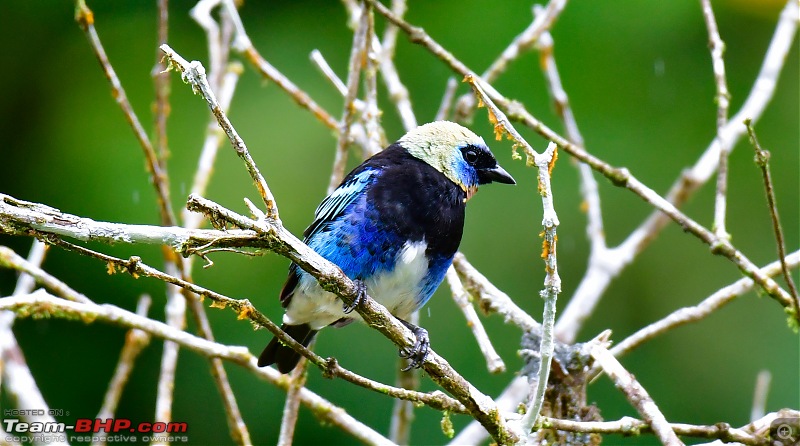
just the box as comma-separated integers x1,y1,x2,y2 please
750,370,771,423
278,357,311,446
74,0,176,227
152,0,171,165
435,77,458,122
590,344,683,446
310,49,349,96
94,295,152,446
182,62,244,231
2,193,482,416
329,5,369,193
0,241,64,446
700,0,733,241
540,413,777,445
455,0,569,121
160,44,279,220
745,119,800,318
371,0,798,333
452,253,540,333
445,266,505,374
219,0,338,131
464,73,562,432
610,250,800,360
0,246,91,304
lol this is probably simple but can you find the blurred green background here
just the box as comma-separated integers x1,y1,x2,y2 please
0,1,797,445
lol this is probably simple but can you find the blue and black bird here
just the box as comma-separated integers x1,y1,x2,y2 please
258,121,515,373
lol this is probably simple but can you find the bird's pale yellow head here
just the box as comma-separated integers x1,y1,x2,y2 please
399,121,515,199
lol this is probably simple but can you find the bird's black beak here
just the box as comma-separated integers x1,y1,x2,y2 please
477,164,516,185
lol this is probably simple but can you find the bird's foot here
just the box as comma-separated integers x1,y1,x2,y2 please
342,279,367,314
398,319,430,371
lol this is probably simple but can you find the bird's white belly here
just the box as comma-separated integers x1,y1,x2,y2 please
284,241,429,329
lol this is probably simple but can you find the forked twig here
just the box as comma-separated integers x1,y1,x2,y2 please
160,44,280,221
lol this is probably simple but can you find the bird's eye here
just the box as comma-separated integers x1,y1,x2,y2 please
464,150,478,164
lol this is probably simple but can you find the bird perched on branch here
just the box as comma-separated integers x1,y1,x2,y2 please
258,121,515,373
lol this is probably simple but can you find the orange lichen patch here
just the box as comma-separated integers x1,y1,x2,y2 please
75,2,94,30
106,262,117,275
579,200,589,213
210,300,227,310
541,233,557,261
548,146,558,175
237,305,253,321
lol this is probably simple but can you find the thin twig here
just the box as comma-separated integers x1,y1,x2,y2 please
389,310,419,445
163,7,250,438
452,252,540,333
182,62,244,231
11,239,48,296
540,414,771,445
277,355,311,446
152,0,171,165
361,3,387,158
219,0,339,131
329,5,369,193
0,241,64,446
435,77,459,122
609,250,800,361
310,49,349,96
154,283,185,444
745,119,800,319
455,0,568,121
464,74,561,432
190,0,227,93
0,252,67,446
94,295,152,446
590,344,683,446
750,370,771,423
0,246,92,304
700,0,733,241
535,28,604,252
0,311,67,446
446,266,505,374
160,44,280,220
75,5,187,434
374,0,416,131
74,0,176,227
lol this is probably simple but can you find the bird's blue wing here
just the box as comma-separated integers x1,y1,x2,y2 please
303,168,377,241
281,168,378,306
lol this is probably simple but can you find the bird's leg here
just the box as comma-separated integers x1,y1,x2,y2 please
342,279,367,314
398,318,430,371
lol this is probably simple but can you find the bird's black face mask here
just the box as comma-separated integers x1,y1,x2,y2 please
460,145,516,185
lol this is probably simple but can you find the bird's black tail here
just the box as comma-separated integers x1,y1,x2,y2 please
258,324,317,373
